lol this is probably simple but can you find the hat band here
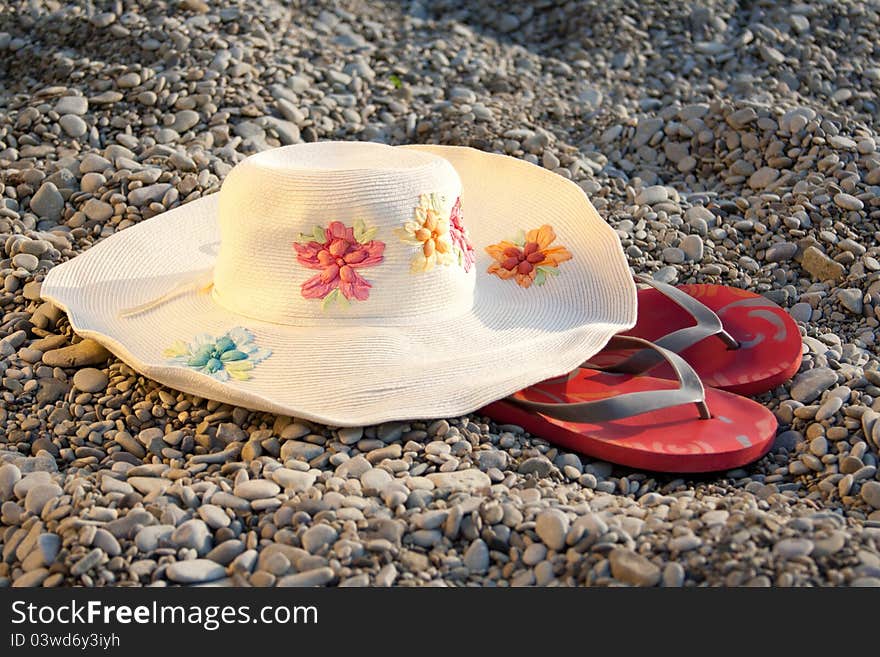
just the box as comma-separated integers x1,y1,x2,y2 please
118,271,214,318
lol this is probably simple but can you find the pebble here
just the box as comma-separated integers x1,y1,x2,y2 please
29,182,64,221
0,464,21,501
838,288,863,314
802,246,845,282
272,468,316,492
59,114,87,137
535,508,569,551
197,504,230,529
766,242,798,263
127,183,172,206
42,340,111,367
833,193,864,211
609,548,661,587
167,559,227,584
360,468,393,495
24,483,62,515
55,95,88,115
790,368,837,403
862,482,880,509
773,538,815,559
83,198,114,221
233,480,280,500
463,539,490,573
635,185,667,205
301,524,338,553
277,567,334,587
72,368,108,393
662,562,686,587
426,470,490,491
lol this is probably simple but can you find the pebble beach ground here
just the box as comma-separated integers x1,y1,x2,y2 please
1,0,880,588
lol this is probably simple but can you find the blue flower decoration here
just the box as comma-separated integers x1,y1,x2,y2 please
163,327,271,381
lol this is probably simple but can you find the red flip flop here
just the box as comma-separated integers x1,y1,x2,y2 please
482,337,778,473
588,276,802,396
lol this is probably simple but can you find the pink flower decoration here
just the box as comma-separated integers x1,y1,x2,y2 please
293,220,385,309
448,197,475,272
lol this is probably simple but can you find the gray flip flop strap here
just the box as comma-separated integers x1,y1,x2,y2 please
510,336,711,423
611,275,739,374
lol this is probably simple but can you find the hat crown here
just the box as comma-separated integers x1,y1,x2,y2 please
213,142,475,324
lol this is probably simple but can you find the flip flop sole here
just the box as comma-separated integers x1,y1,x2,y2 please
593,284,803,396
481,369,778,473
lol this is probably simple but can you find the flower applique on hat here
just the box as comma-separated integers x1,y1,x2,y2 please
293,219,385,310
485,224,572,288
163,327,271,381
396,193,456,273
448,196,475,272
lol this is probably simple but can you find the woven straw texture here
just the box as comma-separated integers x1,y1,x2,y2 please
41,142,637,426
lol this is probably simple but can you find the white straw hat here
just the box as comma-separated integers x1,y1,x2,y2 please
41,142,637,426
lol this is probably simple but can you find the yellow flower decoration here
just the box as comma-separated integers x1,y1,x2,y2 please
395,193,455,272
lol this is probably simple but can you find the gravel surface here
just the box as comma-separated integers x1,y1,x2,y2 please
1,0,880,587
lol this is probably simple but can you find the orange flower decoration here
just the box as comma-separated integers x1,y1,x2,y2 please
485,225,572,288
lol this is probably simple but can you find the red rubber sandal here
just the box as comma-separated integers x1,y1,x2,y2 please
588,276,803,396
482,336,778,473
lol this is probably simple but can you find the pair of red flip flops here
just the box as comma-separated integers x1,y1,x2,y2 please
481,277,802,472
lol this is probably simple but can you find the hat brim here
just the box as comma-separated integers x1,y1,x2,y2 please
41,145,637,426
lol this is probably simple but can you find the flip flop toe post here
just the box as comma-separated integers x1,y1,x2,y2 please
483,337,778,473
592,277,803,396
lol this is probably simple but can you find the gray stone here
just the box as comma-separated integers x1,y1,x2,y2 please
301,524,338,553
173,110,200,132
59,114,87,137
773,538,814,559
535,509,569,551
360,468,393,495
24,483,62,515
766,242,798,263
233,479,280,500
790,368,837,403
681,235,704,261
789,302,812,323
272,468,317,492
127,183,172,206
280,440,324,461
635,185,667,205
812,531,846,557
609,548,661,587
463,538,489,574
127,477,170,496
834,193,864,211
0,463,21,501
135,525,174,553
72,368,108,393
277,567,334,587
426,470,490,492
838,288,863,314
171,519,212,555
198,504,230,529
82,198,113,221
167,559,227,584
30,182,64,221
748,167,779,189
861,481,880,509
476,450,508,471
55,95,88,115
518,456,554,476
71,548,104,576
